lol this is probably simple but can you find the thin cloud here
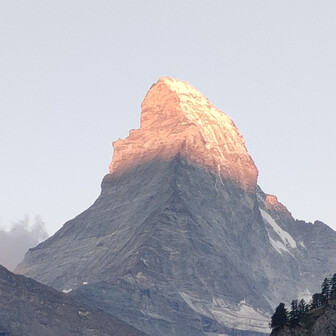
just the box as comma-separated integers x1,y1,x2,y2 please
0,215,48,270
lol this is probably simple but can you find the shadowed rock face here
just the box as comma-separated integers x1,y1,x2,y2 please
15,78,336,335
15,159,336,336
0,265,146,336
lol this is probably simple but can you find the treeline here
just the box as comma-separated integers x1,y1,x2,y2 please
270,273,336,330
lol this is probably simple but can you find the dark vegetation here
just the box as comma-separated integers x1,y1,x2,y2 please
270,273,336,330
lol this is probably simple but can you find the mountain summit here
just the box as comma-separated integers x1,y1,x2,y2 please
110,77,258,191
16,78,336,336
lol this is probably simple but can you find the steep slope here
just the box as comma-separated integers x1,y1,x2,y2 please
18,159,274,335
16,77,336,336
0,265,146,336
257,188,336,294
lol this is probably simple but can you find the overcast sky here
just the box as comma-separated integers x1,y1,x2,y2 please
1,1,335,237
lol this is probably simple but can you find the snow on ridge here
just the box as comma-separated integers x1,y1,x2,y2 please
260,208,297,255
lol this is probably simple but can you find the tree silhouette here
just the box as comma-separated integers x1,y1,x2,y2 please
311,293,324,309
289,299,299,327
321,277,330,302
298,299,307,315
271,272,336,331
271,303,288,330
330,273,336,298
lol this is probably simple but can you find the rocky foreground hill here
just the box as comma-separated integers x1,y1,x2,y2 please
271,296,336,336
15,77,336,336
0,265,146,336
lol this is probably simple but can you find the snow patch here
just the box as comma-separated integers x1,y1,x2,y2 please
260,208,297,255
210,299,271,334
179,292,270,334
298,241,306,248
272,238,291,255
179,292,213,317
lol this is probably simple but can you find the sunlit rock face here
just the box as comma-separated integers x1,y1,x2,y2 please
264,194,292,218
109,77,258,192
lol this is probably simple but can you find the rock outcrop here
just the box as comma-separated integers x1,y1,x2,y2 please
271,295,336,336
0,265,146,336
15,78,336,336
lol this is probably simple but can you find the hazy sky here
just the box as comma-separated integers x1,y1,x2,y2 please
1,1,335,236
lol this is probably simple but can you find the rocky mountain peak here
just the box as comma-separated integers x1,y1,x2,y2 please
265,194,291,215
109,77,258,191
15,77,336,336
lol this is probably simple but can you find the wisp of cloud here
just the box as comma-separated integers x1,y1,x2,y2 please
0,215,49,270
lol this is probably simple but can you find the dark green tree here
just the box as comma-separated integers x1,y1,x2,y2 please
311,293,324,309
270,303,288,330
330,273,336,298
297,299,307,323
321,277,330,303
298,299,307,315
289,299,299,327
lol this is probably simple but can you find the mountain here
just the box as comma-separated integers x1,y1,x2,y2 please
0,265,146,336
15,77,336,336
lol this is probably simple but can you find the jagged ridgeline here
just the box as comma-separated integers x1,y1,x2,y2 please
15,78,336,336
270,273,336,335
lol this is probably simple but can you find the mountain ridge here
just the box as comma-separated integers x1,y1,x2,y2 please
0,264,146,336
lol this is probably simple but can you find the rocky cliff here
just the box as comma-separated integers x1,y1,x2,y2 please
0,265,146,336
15,77,336,336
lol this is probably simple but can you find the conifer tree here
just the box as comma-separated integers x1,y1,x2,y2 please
330,273,336,298
270,303,288,330
311,293,324,308
321,277,330,303
289,299,299,327
298,299,306,316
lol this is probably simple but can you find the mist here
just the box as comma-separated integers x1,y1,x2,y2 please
0,216,49,271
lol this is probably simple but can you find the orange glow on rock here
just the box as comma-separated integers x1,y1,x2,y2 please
109,77,258,191
265,194,291,216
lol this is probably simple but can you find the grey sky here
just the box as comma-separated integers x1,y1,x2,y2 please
1,1,335,235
